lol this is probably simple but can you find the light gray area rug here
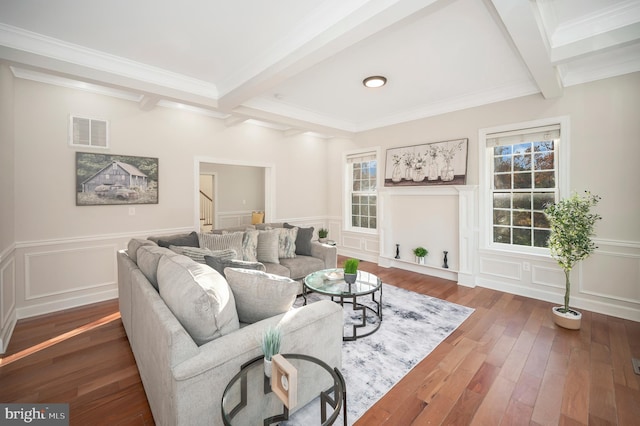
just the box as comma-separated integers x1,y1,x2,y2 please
286,283,474,425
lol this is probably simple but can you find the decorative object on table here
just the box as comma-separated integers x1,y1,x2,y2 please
76,152,159,206
544,191,601,330
413,247,428,265
395,244,400,259
261,326,282,377
318,228,329,243
384,138,468,187
271,354,298,409
443,251,449,269
343,258,359,285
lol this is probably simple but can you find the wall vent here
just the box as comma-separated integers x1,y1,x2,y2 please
69,115,109,149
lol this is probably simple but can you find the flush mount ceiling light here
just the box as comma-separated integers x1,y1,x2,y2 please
363,76,387,88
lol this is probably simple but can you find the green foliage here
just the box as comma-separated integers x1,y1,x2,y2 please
261,326,282,361
318,228,329,238
413,247,428,257
544,191,601,311
343,258,359,274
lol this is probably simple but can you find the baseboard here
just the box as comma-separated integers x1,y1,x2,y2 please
16,288,118,320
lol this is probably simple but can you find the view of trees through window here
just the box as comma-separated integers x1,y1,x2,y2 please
492,140,556,247
351,160,377,230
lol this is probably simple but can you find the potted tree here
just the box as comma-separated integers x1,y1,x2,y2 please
413,247,428,265
261,326,282,377
544,191,601,330
343,258,359,284
318,228,329,243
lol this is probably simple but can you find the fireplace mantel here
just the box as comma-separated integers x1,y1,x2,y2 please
378,185,477,287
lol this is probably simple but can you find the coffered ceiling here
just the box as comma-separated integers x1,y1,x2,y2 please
1,0,638,137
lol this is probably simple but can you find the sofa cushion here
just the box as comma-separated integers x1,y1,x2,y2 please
157,231,199,248
257,230,280,264
157,255,240,345
204,255,265,278
255,222,283,230
279,256,325,280
275,227,298,259
127,238,157,263
212,225,255,234
242,229,259,262
198,232,243,260
224,268,299,324
168,246,236,264
137,246,179,290
284,223,314,256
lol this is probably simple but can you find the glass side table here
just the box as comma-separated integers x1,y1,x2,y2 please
221,354,347,426
304,268,383,341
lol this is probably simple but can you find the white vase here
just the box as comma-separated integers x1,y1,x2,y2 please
264,358,272,377
416,256,425,265
551,306,582,330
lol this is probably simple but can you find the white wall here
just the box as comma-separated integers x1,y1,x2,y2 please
330,72,640,321
0,64,17,353
9,77,330,320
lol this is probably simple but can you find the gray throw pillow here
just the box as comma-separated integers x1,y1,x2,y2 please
242,229,259,262
275,227,297,258
127,238,157,263
256,230,280,264
198,232,244,260
136,245,179,290
169,245,236,264
284,223,314,256
157,231,199,248
224,268,299,324
157,255,240,345
204,255,265,278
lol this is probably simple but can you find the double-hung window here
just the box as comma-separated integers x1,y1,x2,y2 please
483,119,567,251
346,150,378,232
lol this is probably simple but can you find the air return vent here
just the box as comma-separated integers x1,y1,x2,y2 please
69,115,109,148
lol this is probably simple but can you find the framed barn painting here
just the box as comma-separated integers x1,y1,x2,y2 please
76,152,159,206
384,138,468,187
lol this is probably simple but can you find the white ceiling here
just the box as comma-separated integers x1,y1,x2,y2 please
1,0,639,137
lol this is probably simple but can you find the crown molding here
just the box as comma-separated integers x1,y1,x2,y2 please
0,23,219,100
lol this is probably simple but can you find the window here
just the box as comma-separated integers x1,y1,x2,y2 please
482,119,568,252
346,151,378,231
69,115,109,148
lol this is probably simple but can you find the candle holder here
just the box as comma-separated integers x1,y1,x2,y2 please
443,251,449,269
395,244,400,259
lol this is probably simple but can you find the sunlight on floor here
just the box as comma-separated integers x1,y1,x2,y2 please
0,312,121,367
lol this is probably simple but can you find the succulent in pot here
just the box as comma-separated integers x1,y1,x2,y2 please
261,326,282,377
343,258,359,284
413,247,428,264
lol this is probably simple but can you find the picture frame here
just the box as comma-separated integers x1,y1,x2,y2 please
384,138,468,187
271,354,298,409
76,152,159,206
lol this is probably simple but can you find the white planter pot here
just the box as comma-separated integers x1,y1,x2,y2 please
551,306,582,330
264,358,272,377
416,256,425,265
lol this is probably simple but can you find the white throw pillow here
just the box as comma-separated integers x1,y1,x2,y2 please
224,268,299,324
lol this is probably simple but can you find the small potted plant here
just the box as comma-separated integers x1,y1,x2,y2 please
343,258,359,284
413,247,428,264
544,191,601,330
261,326,282,377
318,228,329,243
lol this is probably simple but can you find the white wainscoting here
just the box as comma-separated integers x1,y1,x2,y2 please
476,239,640,322
0,246,16,354
216,211,254,229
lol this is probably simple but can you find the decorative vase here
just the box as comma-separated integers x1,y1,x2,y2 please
404,166,412,180
441,159,454,182
416,256,425,265
392,164,402,182
427,159,439,181
344,273,357,284
264,358,273,377
552,307,582,330
443,251,449,269
412,167,425,182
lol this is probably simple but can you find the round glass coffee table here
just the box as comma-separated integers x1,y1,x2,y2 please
304,268,383,341
221,354,346,426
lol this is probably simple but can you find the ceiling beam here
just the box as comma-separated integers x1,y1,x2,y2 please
490,0,563,99
551,22,640,64
216,0,443,111
139,94,161,111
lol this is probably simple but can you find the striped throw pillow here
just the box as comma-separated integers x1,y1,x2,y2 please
198,232,244,260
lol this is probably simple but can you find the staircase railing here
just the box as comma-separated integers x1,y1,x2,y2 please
200,190,213,226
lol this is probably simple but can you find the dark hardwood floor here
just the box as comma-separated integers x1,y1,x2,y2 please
1,258,638,425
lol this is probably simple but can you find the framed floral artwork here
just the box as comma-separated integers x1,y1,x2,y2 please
384,138,468,186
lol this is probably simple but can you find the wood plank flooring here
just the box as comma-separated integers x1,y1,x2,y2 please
1,258,638,425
